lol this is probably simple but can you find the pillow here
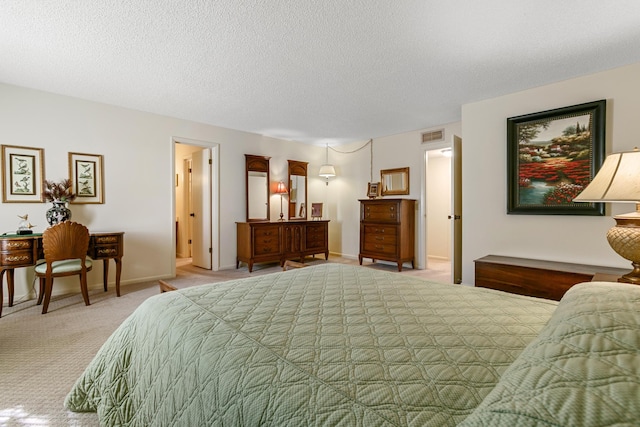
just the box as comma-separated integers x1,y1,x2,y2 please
460,281,640,427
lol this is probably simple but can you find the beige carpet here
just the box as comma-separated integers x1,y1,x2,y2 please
0,256,450,426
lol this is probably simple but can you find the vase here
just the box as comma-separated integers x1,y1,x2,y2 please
46,201,72,226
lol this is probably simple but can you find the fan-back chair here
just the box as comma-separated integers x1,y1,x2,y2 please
35,221,93,314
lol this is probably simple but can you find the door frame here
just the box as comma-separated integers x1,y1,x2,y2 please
170,137,220,275
420,137,461,282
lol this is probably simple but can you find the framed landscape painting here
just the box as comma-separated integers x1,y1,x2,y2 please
507,100,606,215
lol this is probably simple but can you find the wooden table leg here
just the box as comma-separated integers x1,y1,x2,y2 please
6,269,15,306
114,257,122,297
0,269,5,317
102,259,109,292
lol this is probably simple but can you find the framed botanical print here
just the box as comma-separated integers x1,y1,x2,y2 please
68,152,104,204
1,144,45,203
507,100,606,215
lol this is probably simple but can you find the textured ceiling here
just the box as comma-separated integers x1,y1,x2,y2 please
2,1,640,145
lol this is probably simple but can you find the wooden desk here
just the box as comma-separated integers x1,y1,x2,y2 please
0,231,124,317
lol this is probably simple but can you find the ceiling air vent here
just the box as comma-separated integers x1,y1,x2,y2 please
421,129,444,143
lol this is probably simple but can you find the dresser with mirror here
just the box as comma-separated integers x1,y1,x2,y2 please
237,155,329,272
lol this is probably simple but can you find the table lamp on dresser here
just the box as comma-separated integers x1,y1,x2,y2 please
574,148,640,284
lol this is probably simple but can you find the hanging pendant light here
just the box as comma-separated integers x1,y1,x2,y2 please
319,143,336,185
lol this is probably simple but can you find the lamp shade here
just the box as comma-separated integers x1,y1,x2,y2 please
573,149,640,202
318,164,336,178
275,181,288,194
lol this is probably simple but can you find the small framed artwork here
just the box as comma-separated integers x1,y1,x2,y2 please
507,100,606,215
68,152,104,204
367,182,380,198
1,144,45,203
311,203,323,219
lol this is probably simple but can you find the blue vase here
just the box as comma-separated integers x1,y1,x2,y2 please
46,201,71,225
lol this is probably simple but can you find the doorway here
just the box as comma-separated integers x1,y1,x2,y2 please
423,135,462,284
173,138,219,272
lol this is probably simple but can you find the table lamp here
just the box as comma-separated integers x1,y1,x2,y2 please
275,181,288,221
573,148,640,284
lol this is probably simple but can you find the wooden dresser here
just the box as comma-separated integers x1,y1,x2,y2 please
474,255,629,300
236,220,329,272
358,198,416,271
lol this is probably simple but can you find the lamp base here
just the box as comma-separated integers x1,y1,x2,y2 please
607,213,640,284
618,262,640,285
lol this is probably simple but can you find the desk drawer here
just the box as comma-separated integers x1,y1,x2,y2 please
0,250,35,267
0,238,36,267
90,244,120,259
88,233,123,259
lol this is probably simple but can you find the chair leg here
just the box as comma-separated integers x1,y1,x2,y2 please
41,277,53,314
37,277,45,305
79,272,91,306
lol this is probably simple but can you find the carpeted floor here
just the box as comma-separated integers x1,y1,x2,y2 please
0,256,450,426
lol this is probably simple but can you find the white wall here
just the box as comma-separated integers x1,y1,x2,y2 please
426,154,451,260
329,121,462,268
461,63,640,285
0,83,329,302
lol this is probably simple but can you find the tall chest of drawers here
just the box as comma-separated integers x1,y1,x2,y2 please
358,198,416,271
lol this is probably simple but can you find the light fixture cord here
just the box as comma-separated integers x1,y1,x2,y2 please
327,138,374,181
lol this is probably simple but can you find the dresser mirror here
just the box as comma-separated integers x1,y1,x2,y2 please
287,160,308,220
381,167,410,196
245,154,271,221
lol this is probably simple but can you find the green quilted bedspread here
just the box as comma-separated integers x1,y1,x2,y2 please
66,264,564,426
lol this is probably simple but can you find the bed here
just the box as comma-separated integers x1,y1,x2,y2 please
65,263,640,426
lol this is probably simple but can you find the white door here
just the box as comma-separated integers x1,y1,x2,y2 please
191,148,212,269
450,135,462,284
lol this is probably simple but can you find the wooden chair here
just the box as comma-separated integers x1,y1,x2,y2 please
158,280,177,293
35,221,93,314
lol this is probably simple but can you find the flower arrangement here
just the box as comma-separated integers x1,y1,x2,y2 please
43,179,76,203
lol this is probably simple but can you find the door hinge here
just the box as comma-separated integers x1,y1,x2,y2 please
209,158,212,165
209,248,212,254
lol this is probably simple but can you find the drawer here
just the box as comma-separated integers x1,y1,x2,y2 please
305,236,325,249
0,238,34,251
94,235,121,245
306,225,325,236
364,232,397,246
254,226,279,238
363,241,397,255
362,203,399,222
0,250,35,267
254,238,280,254
90,244,120,259
363,224,397,237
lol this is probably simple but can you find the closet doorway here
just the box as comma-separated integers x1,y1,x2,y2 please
424,135,462,284
173,138,219,271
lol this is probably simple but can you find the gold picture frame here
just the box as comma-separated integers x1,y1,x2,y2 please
380,167,409,196
1,144,45,203
367,182,380,198
68,152,104,204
